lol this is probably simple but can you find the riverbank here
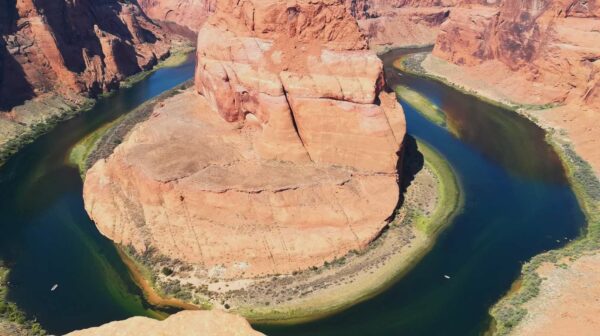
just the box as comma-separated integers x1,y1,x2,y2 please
395,51,600,335
133,136,461,325
0,44,195,334
0,266,45,335
399,52,599,174
76,88,462,323
239,137,463,324
0,42,193,169
489,137,600,335
68,80,194,176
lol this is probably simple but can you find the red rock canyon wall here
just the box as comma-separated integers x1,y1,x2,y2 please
137,0,216,31
432,0,600,171
0,0,170,111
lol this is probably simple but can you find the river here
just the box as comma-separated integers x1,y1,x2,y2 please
0,49,585,335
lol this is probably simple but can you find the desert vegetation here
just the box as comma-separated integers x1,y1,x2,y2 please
0,266,45,335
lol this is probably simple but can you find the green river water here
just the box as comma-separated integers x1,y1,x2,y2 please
0,50,585,335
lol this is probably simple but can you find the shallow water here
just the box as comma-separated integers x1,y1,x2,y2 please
0,55,195,334
0,49,585,335
257,49,585,335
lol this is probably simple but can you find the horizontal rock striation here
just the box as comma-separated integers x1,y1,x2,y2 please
431,0,600,171
138,0,217,32
0,0,170,111
84,0,406,279
346,0,473,49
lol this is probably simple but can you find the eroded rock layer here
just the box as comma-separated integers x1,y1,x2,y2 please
349,0,456,48
138,0,216,31
84,0,406,279
344,0,503,49
66,310,263,336
0,0,170,111
431,0,600,171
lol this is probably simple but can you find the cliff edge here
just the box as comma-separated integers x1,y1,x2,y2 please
429,0,600,172
66,310,262,336
84,0,406,280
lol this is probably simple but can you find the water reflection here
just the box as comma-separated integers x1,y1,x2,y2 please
382,49,566,184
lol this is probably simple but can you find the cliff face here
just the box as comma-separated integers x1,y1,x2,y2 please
347,0,465,49
84,0,405,279
138,0,216,31
434,0,599,106
0,0,170,111
431,0,600,171
133,0,461,49
66,310,263,336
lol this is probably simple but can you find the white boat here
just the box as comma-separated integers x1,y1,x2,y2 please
51,284,58,291
444,275,451,279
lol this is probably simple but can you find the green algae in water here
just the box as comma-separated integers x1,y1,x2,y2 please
395,85,447,129
0,53,195,335
259,48,585,336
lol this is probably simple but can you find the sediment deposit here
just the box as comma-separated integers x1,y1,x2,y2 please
429,0,600,172
84,0,406,280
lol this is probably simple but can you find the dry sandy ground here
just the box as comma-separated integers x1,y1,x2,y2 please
0,322,30,336
415,53,600,336
512,254,600,336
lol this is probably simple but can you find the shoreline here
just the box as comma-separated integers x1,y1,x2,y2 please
0,43,193,169
116,248,201,312
0,45,194,335
78,91,463,325
397,51,600,335
243,138,463,325
126,137,462,325
0,266,46,335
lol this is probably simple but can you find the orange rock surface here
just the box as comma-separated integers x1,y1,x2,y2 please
84,0,405,279
66,310,263,336
0,0,170,111
138,0,216,31
511,254,600,336
349,0,456,48
431,0,600,172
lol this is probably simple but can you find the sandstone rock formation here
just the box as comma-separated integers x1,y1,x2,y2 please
84,0,405,279
430,0,600,172
66,310,263,336
134,0,463,49
347,0,460,49
138,0,216,31
0,0,170,111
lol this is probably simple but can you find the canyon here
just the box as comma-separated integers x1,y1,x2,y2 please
138,0,216,31
0,0,172,165
0,0,171,110
0,0,598,335
350,0,455,49
84,0,406,281
428,0,600,172
137,0,458,48
404,0,600,334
